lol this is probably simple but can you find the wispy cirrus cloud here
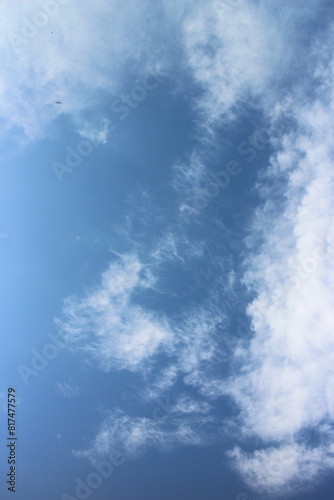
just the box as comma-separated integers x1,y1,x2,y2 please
56,254,173,372
56,381,79,398
56,246,232,379
73,398,215,463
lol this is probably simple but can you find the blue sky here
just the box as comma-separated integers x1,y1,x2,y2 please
1,1,334,499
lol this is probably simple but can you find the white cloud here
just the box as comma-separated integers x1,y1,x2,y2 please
172,394,212,415
168,0,329,217
1,0,325,142
228,443,334,496
56,381,79,398
56,249,229,379
73,408,211,462
179,0,322,125
78,118,112,145
142,365,179,401
40,2,334,493
0,0,169,141
172,152,209,209
56,254,173,371
225,32,334,495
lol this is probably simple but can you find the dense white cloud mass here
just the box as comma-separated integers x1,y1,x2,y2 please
225,35,334,495
228,442,334,495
